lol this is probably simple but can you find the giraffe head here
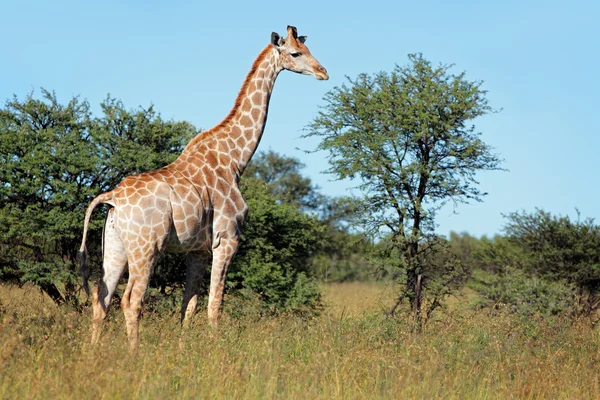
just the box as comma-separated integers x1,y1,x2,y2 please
271,25,329,80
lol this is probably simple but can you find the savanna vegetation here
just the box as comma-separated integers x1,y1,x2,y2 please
1,53,599,398
1,282,599,398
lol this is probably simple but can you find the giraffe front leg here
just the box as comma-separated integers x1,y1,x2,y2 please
207,236,240,328
181,251,211,326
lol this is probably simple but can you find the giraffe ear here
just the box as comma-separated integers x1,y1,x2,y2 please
298,35,307,44
271,32,284,47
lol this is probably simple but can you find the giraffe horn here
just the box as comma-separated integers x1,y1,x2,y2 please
287,25,298,39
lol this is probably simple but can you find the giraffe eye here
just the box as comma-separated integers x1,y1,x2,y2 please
290,52,301,58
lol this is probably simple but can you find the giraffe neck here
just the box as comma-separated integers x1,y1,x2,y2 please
179,45,282,178
223,45,281,174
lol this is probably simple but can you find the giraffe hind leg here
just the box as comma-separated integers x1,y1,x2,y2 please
92,209,127,345
121,253,159,350
120,224,171,349
181,250,211,326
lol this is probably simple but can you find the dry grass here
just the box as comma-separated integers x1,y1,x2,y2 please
1,282,599,399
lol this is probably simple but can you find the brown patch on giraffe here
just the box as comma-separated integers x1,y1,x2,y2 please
130,205,144,222
183,201,194,216
218,140,229,153
223,198,236,215
191,157,204,170
241,99,252,113
215,177,230,197
203,169,216,187
218,152,231,165
230,126,242,138
141,226,150,237
123,185,135,198
139,196,155,209
129,192,142,206
239,115,252,127
231,148,241,160
137,187,151,197
251,108,261,121
226,137,238,150
205,152,218,167
251,92,263,105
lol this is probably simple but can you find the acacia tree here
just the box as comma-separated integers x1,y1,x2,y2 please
305,54,503,324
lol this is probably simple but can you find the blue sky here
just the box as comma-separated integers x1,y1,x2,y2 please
1,0,598,237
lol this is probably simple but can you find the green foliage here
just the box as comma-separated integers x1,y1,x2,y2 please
500,209,600,314
243,151,372,286
0,90,195,304
305,54,503,319
468,235,578,315
376,235,471,319
456,210,600,317
0,90,97,304
229,177,323,314
448,231,488,272
243,150,320,210
306,53,502,239
470,268,577,316
312,196,373,282
90,96,196,191
504,209,600,296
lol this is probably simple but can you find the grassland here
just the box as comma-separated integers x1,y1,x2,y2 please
1,281,599,399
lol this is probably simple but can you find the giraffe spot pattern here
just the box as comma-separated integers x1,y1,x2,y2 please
82,34,329,347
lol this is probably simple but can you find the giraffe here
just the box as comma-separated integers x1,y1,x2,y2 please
77,25,328,348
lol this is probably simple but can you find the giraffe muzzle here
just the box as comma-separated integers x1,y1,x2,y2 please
315,66,329,80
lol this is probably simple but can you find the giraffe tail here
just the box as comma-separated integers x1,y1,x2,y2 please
78,191,115,297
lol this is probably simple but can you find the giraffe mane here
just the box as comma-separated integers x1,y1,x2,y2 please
185,45,274,149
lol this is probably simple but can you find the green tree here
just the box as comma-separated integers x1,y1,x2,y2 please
0,90,95,305
312,196,372,282
0,90,195,305
243,150,321,210
243,151,372,284
90,96,195,192
305,54,503,324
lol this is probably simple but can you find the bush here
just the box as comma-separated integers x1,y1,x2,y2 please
228,178,324,314
470,268,577,316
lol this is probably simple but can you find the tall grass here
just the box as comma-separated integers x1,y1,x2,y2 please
1,282,599,399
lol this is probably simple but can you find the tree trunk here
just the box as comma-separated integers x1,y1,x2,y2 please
407,269,423,331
